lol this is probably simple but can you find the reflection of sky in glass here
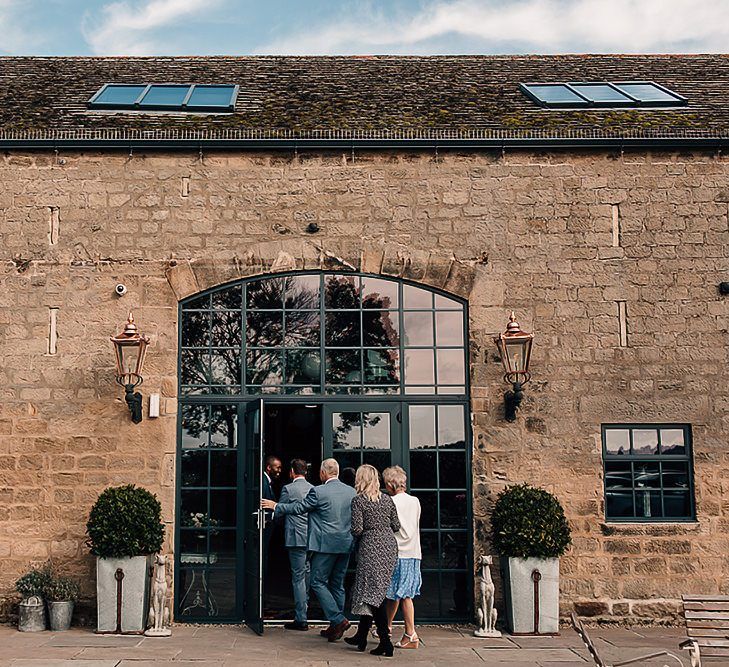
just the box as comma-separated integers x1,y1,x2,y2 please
633,429,658,455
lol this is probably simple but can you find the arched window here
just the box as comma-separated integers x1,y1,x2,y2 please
180,272,467,396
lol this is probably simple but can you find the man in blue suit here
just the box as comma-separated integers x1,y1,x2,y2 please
262,458,355,642
277,458,313,631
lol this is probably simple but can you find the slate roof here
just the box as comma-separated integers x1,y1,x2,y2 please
0,55,727,142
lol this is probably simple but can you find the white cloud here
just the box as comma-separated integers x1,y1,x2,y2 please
0,0,37,54
82,0,222,55
256,0,729,55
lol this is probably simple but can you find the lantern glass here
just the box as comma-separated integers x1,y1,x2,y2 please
503,336,532,375
111,313,149,385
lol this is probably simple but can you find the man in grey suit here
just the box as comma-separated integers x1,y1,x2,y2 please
262,458,355,642
277,458,313,631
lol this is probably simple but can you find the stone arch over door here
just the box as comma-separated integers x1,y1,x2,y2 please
164,241,479,303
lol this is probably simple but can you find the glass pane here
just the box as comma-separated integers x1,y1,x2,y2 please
437,386,466,395
177,568,209,618
617,82,681,103
333,451,361,475
187,84,235,109
633,429,659,455
93,84,147,106
181,451,208,487
210,490,236,527
524,83,587,105
245,349,283,385
185,293,210,309
325,349,361,384
361,277,398,309
211,287,242,310
439,451,466,489
441,532,468,569
181,311,209,347
284,275,320,309
181,490,208,526
140,84,190,107
438,405,466,448
571,83,632,103
403,285,432,309
285,349,321,384
246,311,283,347
442,571,470,618
663,490,691,518
362,451,390,474
434,294,462,310
660,429,686,455
405,386,436,395
362,413,390,449
181,350,210,386
605,429,630,455
440,491,468,529
606,490,634,518
605,462,632,489
247,278,284,309
414,491,437,529
662,462,689,489
436,349,465,384
180,530,207,559
210,350,241,386
211,312,242,347
285,311,320,347
435,311,464,346
409,406,436,449
417,572,440,618
325,275,359,308
332,412,361,449
209,406,237,448
634,462,660,488
420,532,439,569
181,405,207,449
410,451,437,488
210,451,237,487
209,531,237,567
325,312,360,346
635,489,662,518
364,349,399,384
206,569,237,617
403,311,433,346
362,310,399,347
404,349,434,385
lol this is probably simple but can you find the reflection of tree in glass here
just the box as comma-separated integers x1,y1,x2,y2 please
333,411,382,447
181,405,236,451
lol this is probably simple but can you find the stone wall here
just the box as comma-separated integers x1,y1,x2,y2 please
0,149,727,624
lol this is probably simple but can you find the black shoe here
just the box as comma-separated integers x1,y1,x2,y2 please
320,626,334,637
370,638,394,657
284,621,308,631
344,617,372,652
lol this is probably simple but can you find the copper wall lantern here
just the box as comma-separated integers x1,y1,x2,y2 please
494,312,534,422
110,312,149,423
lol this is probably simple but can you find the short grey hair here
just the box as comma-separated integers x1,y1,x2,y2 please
321,458,340,477
383,465,407,492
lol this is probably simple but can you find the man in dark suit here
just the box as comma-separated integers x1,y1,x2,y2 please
277,458,314,630
262,458,355,642
262,455,282,579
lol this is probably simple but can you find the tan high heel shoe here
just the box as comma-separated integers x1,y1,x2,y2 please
395,632,420,649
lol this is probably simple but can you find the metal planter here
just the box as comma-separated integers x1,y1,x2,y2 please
18,596,46,632
48,601,74,631
96,556,151,634
501,557,560,635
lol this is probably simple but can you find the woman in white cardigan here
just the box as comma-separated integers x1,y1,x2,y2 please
382,465,422,649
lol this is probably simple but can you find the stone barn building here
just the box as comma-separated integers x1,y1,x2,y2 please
0,54,727,627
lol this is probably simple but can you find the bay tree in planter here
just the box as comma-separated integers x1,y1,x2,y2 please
87,485,164,633
491,484,571,635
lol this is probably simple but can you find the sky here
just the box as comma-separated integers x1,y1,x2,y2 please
0,0,728,56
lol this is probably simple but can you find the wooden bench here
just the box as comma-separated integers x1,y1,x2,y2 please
681,595,729,666
571,613,684,667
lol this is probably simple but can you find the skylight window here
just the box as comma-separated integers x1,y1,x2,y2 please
88,84,239,112
520,81,686,109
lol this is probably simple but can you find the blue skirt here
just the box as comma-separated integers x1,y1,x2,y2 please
386,558,422,600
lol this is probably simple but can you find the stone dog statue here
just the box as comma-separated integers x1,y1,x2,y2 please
145,554,171,637
474,554,501,638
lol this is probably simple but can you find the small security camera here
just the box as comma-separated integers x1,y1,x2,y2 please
115,284,128,297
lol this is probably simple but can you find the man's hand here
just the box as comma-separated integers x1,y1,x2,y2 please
261,499,277,510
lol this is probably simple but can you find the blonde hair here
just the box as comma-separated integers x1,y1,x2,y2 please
383,465,407,493
355,464,381,502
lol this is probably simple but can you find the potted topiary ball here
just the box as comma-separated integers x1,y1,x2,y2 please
45,575,80,631
490,483,571,635
15,563,52,632
86,485,164,633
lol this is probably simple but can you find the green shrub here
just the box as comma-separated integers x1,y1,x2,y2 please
15,563,52,599
490,483,572,559
44,575,80,602
86,485,164,558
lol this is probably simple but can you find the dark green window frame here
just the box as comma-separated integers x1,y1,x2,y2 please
602,423,695,522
